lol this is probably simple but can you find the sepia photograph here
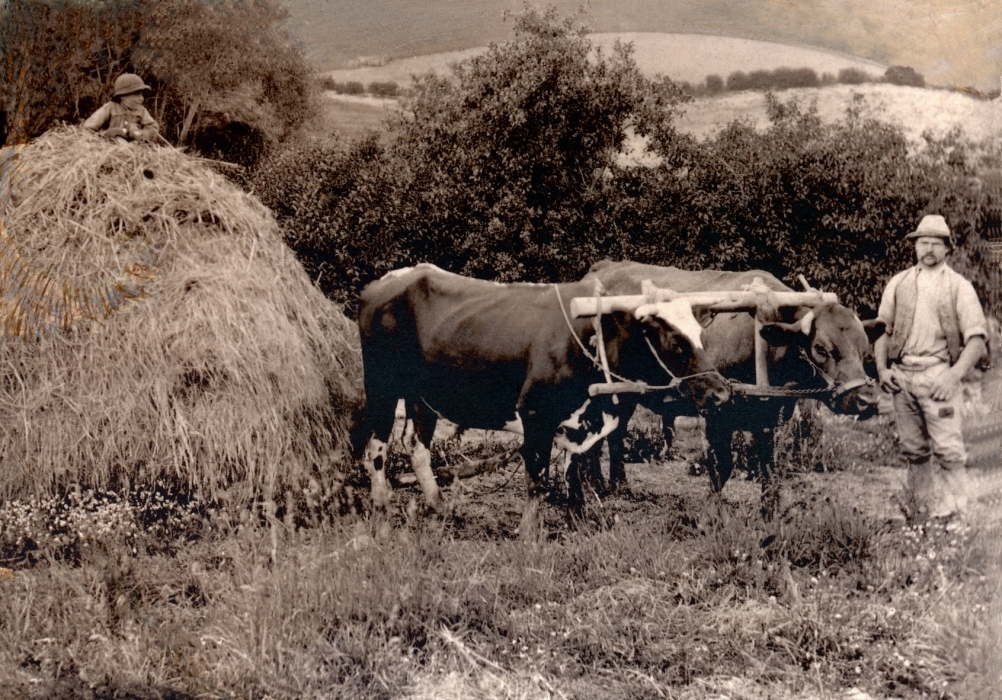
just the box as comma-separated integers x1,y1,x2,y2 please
1,1,1001,698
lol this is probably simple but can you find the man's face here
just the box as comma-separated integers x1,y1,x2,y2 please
121,92,144,110
914,236,949,268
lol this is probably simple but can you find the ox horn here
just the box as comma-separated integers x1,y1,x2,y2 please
799,310,816,335
634,303,659,320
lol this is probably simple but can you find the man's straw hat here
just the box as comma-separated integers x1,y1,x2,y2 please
905,214,953,247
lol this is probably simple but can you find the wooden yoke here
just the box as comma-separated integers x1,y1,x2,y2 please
570,276,839,391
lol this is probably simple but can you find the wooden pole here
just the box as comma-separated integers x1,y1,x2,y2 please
754,316,769,387
570,288,838,317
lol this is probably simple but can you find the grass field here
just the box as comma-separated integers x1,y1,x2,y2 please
321,82,1002,151
321,34,887,89
2,375,1000,699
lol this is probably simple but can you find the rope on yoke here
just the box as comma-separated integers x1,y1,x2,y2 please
643,334,678,380
553,284,631,383
591,282,618,405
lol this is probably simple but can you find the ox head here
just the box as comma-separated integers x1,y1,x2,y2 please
632,299,731,410
758,304,886,417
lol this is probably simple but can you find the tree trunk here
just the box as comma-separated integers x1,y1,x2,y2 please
178,94,201,145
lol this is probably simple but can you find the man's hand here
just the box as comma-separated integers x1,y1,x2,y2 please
878,369,901,394
929,367,961,401
101,127,128,139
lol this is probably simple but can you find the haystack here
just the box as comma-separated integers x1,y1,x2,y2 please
0,127,362,511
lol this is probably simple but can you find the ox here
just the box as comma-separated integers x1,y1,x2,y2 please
582,261,886,510
353,263,731,535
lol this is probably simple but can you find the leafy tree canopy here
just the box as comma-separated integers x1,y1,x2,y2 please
1,0,313,161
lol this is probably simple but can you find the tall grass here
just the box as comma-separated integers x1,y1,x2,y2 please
4,451,999,698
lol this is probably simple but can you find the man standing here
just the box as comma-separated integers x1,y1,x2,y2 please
875,214,988,520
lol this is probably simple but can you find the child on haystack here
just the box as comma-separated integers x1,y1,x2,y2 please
83,73,159,143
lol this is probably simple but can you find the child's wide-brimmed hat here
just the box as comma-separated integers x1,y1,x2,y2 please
113,73,151,96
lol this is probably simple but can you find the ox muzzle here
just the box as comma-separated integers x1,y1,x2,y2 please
826,376,881,418
675,370,732,410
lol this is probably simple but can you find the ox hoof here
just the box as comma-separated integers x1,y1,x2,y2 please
405,494,452,522
607,478,631,496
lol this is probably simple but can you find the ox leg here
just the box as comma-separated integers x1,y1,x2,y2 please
363,435,393,512
753,401,793,521
403,403,445,513
358,391,401,514
518,419,557,540
606,396,640,493
704,409,739,493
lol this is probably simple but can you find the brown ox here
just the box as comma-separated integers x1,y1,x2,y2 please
353,264,731,536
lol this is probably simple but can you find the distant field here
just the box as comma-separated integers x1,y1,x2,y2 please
675,83,1002,144
324,33,888,89
321,83,1002,150
318,94,400,143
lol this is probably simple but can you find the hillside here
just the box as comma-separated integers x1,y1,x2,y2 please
321,83,1002,150
674,83,1002,144
323,33,887,89
284,0,1000,89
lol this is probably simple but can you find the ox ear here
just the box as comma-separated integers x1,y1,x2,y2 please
758,321,808,349
862,318,887,344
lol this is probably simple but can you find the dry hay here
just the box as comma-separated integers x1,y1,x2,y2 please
0,126,362,510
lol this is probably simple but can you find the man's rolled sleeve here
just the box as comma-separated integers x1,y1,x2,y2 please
955,278,987,343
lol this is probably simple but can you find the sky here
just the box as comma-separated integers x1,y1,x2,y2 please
284,0,1002,89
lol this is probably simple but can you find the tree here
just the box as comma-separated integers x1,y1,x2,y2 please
1,0,148,144
132,0,313,148
0,0,313,162
261,6,691,303
884,65,925,88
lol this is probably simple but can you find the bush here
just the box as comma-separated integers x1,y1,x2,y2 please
771,67,819,90
885,65,925,87
343,81,365,95
368,81,399,97
838,67,872,85
251,136,393,310
725,67,819,92
705,74,724,95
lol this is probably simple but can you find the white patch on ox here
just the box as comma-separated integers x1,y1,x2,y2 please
503,412,524,435
402,419,442,509
559,399,591,431
554,399,621,455
634,299,704,350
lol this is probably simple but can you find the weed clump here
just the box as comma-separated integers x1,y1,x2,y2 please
0,481,207,565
